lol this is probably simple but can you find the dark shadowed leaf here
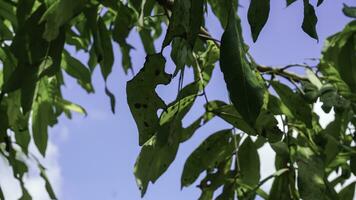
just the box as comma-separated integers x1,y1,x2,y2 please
297,147,331,200
248,0,270,42
32,101,52,156
220,9,264,126
271,81,313,128
181,129,234,187
40,0,85,41
302,0,318,40
338,182,356,200
286,0,297,6
343,4,356,18
238,137,260,186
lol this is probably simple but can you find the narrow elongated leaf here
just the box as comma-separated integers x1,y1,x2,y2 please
127,54,171,145
317,0,324,7
39,165,57,199
40,0,86,41
286,0,297,6
248,0,270,42
97,18,114,80
112,3,136,73
55,98,87,116
343,4,356,18
187,0,204,46
220,10,264,126
32,101,52,156
62,51,93,93
302,0,318,40
238,137,260,186
181,129,234,187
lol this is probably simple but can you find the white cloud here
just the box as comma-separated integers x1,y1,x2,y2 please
0,140,62,200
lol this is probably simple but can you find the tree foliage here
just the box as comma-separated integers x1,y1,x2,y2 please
0,0,355,199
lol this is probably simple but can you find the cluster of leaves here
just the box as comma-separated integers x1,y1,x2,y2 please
0,0,355,199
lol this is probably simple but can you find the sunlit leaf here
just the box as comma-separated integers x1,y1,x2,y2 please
127,54,171,145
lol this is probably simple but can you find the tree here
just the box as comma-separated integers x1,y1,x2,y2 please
0,0,355,199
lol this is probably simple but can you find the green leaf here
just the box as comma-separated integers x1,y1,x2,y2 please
247,0,270,42
0,20,13,40
208,0,237,28
343,4,356,18
268,172,291,200
105,86,116,114
338,182,356,200
181,129,234,187
162,0,190,47
286,0,297,6
302,0,318,40
0,186,4,200
160,95,196,125
333,34,356,93
97,17,114,80
350,155,356,175
62,51,93,93
207,102,256,135
112,3,136,73
39,165,57,199
317,0,324,7
55,98,87,116
215,183,235,200
271,81,312,128
187,0,204,46
238,137,260,186
134,122,180,197
220,10,264,126
306,68,322,89
0,0,17,29
126,54,171,145
40,0,86,41
171,38,190,75
297,147,330,200
32,101,52,156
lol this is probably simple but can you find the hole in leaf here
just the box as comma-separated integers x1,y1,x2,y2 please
206,180,212,187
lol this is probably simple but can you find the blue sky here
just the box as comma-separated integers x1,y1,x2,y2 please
0,0,354,199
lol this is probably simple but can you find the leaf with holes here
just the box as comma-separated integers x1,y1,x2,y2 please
127,54,171,145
